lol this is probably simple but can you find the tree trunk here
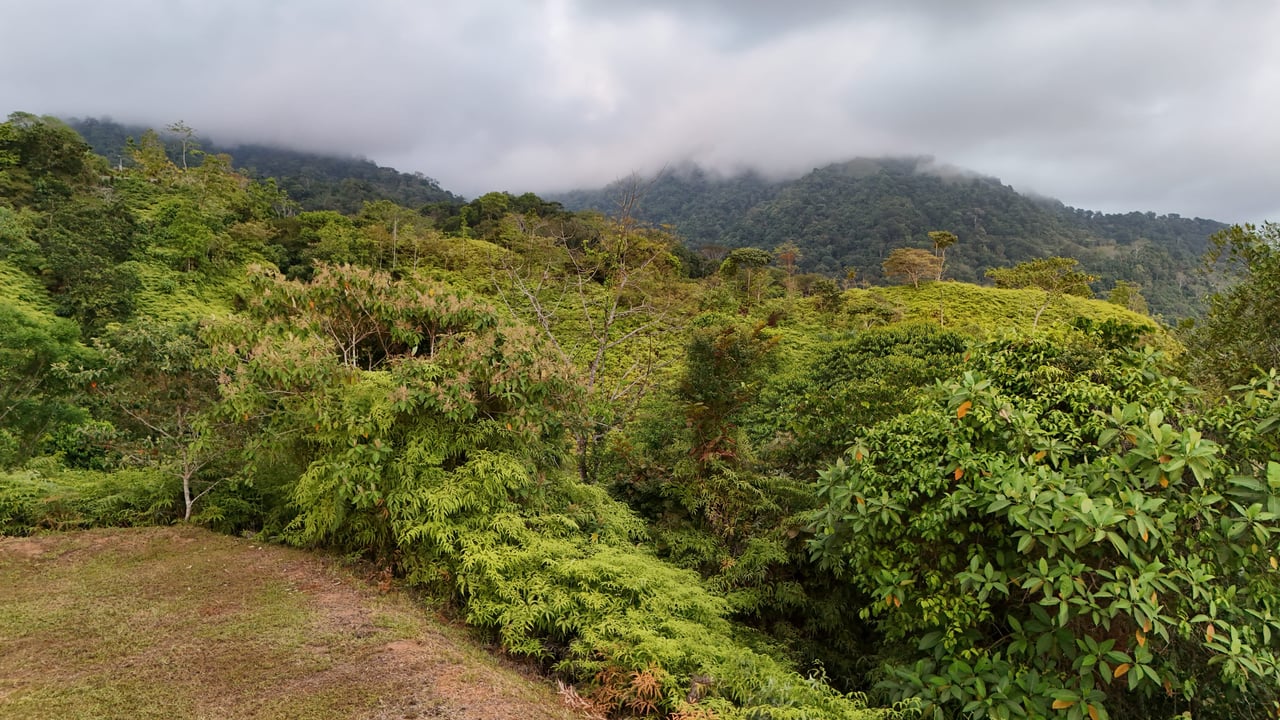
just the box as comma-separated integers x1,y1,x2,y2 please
183,471,194,522
1033,293,1052,329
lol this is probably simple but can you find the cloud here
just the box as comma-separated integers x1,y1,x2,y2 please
3,0,1278,221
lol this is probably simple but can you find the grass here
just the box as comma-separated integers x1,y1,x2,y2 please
0,525,583,720
849,282,1179,348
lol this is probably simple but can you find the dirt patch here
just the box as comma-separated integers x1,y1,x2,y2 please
0,537,46,559
0,526,584,720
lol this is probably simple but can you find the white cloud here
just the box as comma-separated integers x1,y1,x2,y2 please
3,0,1278,221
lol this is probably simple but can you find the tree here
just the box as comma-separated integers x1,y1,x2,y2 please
927,230,958,281
0,291,96,466
1187,223,1280,389
882,247,941,289
97,322,234,521
1107,279,1149,315
720,247,774,304
807,276,843,313
165,120,201,170
774,241,803,291
986,256,1097,328
495,211,683,482
809,332,1280,719
358,199,418,271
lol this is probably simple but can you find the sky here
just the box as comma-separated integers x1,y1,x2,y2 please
4,0,1279,222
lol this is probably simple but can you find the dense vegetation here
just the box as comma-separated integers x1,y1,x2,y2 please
3,112,1278,720
66,116,461,214
555,158,1226,319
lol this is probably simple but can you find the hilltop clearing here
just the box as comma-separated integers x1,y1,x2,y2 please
0,526,584,720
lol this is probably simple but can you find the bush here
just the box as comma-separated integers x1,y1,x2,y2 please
0,467,179,534
810,331,1280,719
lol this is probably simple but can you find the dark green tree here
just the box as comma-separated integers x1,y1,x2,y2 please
720,247,774,305
810,331,1280,719
1187,223,1280,389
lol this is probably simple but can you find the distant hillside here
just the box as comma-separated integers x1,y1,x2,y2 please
66,117,462,213
554,157,1226,318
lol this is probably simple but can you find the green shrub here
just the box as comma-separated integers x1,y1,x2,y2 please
0,467,179,534
810,331,1280,719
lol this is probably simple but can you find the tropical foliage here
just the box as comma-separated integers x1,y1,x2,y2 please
3,113,1278,720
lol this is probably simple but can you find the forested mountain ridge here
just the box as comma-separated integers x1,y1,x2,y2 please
555,157,1226,318
64,117,1222,317
66,116,460,214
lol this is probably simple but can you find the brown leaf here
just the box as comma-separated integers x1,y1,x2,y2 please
957,400,972,418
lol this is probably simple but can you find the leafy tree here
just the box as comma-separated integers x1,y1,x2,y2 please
1106,280,1149,315
810,331,1280,719
96,321,236,521
926,230,957,281
0,112,100,205
882,248,940,290
807,276,843,313
165,120,201,170
986,256,1098,328
775,241,803,291
720,247,775,305
927,231,959,324
358,199,418,271
1187,223,1280,389
496,211,685,482
0,285,96,466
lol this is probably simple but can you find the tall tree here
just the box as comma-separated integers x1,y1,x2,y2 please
98,322,234,521
720,247,774,304
1107,279,1149,315
165,120,201,170
927,230,958,281
774,241,802,291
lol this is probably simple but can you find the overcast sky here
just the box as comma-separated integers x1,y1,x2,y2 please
4,0,1278,222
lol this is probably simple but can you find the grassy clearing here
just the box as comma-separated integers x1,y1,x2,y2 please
0,526,583,720
852,282,1175,342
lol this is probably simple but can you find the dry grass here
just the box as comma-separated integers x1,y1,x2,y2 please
0,526,585,720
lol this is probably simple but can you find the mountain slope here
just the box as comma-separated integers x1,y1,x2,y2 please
66,117,462,213
555,157,1226,318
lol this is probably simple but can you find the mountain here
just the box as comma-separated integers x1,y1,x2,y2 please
66,117,462,213
553,157,1226,318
